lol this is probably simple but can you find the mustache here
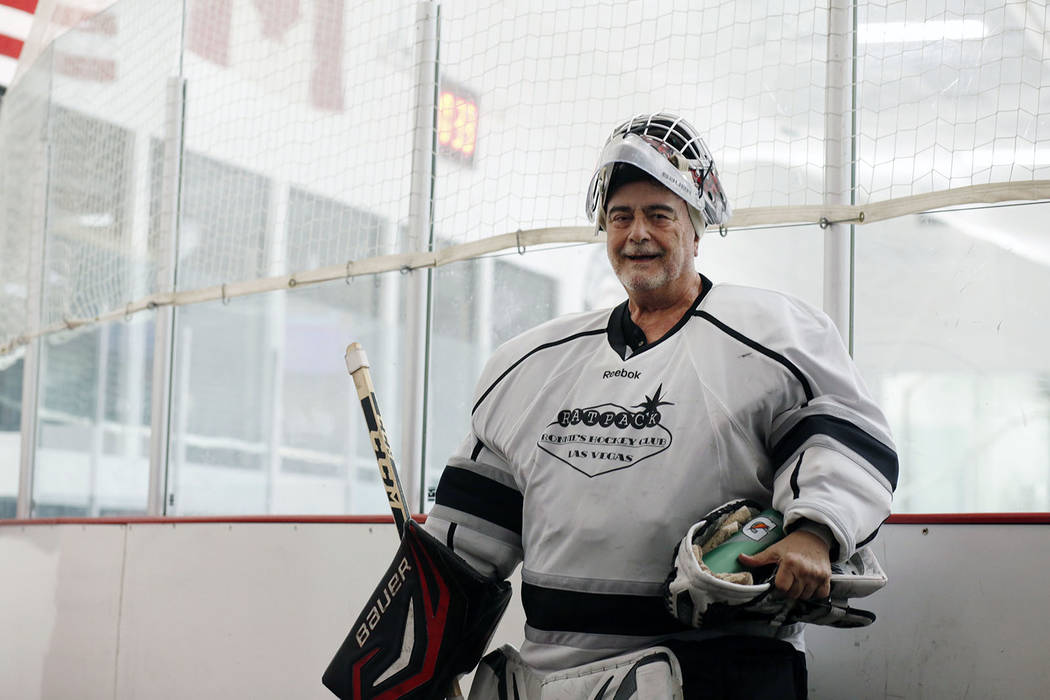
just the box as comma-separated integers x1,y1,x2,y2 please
620,247,663,257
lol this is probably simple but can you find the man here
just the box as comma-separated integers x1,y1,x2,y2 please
424,113,897,698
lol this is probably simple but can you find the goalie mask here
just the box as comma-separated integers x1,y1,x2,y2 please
585,113,732,237
663,500,888,630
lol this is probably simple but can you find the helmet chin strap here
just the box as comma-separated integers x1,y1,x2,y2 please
688,209,707,240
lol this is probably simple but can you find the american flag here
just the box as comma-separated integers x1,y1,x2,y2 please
0,0,38,91
0,1,120,93
0,1,344,110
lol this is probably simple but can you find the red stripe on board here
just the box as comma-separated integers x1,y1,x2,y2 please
0,33,24,59
887,513,1050,525
0,0,39,14
0,514,428,527
2,513,1047,527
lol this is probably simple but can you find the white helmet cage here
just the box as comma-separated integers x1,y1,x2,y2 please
586,113,732,237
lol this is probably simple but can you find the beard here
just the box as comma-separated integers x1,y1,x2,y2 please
616,265,671,292
611,247,681,292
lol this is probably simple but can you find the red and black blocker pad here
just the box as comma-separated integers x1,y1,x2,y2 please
323,519,512,700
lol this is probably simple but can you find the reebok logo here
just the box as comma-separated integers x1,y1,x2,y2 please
602,368,641,380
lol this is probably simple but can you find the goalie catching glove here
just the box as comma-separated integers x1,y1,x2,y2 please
663,499,887,629
323,519,512,700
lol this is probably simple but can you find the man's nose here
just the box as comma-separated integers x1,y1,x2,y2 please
626,215,652,242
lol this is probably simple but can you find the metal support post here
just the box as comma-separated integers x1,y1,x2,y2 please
401,1,439,513
16,140,49,519
147,76,187,515
16,344,40,519
124,130,154,464
264,183,289,513
824,0,855,349
16,69,57,520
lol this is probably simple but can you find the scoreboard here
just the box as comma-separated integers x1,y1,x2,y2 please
437,84,478,164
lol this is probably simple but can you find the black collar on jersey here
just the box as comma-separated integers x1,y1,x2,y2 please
606,273,714,360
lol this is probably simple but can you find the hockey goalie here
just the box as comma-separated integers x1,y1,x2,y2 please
326,111,897,699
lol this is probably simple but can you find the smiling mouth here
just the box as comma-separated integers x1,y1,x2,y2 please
623,252,661,261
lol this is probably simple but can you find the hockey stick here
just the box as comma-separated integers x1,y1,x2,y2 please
345,342,412,535
344,342,465,700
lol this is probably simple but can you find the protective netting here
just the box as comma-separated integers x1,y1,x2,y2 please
2,0,1050,356
434,0,832,241
0,44,50,366
857,3,1050,201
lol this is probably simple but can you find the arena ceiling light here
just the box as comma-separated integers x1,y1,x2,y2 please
858,20,987,44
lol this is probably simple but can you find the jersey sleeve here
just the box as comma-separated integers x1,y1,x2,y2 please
424,430,524,580
423,316,588,581
766,297,898,562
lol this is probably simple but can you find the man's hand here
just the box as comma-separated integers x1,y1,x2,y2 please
738,530,831,600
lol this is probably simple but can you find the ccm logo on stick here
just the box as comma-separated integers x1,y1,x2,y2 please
602,369,641,379
356,557,412,647
364,398,406,515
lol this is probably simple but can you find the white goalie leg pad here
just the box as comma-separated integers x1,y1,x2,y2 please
541,645,684,700
468,645,684,700
469,645,544,700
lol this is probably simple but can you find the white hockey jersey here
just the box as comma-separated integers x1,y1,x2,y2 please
425,275,897,672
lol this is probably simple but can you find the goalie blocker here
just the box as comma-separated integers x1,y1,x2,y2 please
323,519,512,700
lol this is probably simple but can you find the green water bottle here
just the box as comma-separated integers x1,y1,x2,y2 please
701,509,785,574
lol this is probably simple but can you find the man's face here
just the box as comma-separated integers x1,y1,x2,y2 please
604,180,699,294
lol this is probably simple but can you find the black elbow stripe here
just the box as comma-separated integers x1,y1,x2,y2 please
773,414,899,490
434,465,524,535
857,524,882,549
522,583,690,637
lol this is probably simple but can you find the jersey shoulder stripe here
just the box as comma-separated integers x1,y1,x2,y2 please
695,309,814,401
472,310,610,414
773,414,899,489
